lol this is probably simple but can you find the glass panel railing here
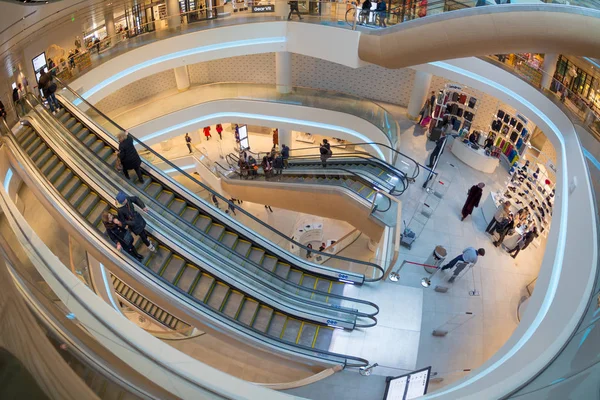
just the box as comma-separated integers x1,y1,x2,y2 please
53,78,386,282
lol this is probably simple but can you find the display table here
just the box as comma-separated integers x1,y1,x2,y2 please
451,141,499,174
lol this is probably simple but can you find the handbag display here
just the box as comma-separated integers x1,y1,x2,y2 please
452,92,459,102
464,111,474,122
468,97,477,108
503,114,510,124
497,109,505,119
459,93,467,104
509,117,517,127
509,131,519,142
516,122,523,131
456,108,464,118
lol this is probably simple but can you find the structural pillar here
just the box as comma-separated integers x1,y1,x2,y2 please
276,52,292,94
278,127,292,148
166,0,181,30
174,65,190,91
541,53,559,91
104,10,116,47
407,71,433,120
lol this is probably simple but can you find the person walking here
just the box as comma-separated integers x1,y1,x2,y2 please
486,201,511,234
115,191,156,252
216,123,223,140
461,182,485,221
288,0,303,20
38,69,59,114
507,227,538,259
427,134,446,168
226,200,237,216
212,194,219,209
12,87,25,116
306,243,313,258
272,128,279,146
117,131,144,183
281,144,290,168
0,101,7,121
318,242,326,252
234,124,240,143
417,96,432,125
102,211,144,260
203,126,212,141
264,204,273,212
320,139,332,168
493,213,514,247
185,133,193,154
441,247,485,283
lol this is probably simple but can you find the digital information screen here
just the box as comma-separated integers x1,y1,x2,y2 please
383,367,431,400
239,125,250,150
32,52,47,83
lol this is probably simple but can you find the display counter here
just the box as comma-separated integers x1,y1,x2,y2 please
451,140,499,174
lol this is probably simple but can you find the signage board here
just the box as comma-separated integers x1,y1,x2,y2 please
32,52,47,83
383,367,431,400
239,125,250,150
252,4,274,12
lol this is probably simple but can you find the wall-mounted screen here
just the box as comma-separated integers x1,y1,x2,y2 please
239,124,250,150
32,52,47,83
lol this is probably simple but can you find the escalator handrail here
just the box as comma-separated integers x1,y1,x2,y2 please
5,115,373,369
53,79,386,282
22,96,381,321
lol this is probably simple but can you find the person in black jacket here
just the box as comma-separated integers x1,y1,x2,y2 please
0,101,6,121
507,227,538,259
427,134,446,168
288,0,303,20
115,191,156,252
493,213,514,247
38,70,59,114
117,131,144,182
102,211,144,260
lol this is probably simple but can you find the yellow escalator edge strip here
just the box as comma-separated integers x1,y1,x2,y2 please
312,326,320,348
296,322,305,344
280,318,289,340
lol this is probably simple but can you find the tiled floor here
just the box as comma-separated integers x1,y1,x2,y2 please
97,89,547,395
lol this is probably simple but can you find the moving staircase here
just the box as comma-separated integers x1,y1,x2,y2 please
51,103,377,286
11,124,367,364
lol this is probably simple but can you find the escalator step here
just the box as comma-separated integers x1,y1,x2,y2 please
133,175,152,190
234,240,251,257
156,190,175,206
161,255,185,283
24,137,42,155
89,374,106,395
237,299,259,326
275,262,291,279
315,278,332,293
359,186,373,199
58,112,70,123
191,274,215,302
194,215,212,231
106,152,117,167
18,129,35,146
313,327,334,350
222,291,244,317
139,299,148,310
220,232,238,249
298,324,318,347
60,177,82,199
266,313,287,337
301,275,317,290
54,170,74,191
206,283,229,310
76,128,90,141
30,143,48,161
168,198,186,215
77,193,100,217
176,266,200,292
207,224,225,240
261,255,278,272
46,162,66,183
68,184,91,208
82,134,97,147
287,269,302,285
86,201,108,226
281,319,302,342
253,306,274,332
97,147,113,161
146,246,170,274
248,248,265,264
102,383,123,400
89,140,104,154
181,207,199,223
329,282,345,296
34,148,53,168
158,311,170,323
164,315,174,327
129,293,139,304
40,155,59,175
70,122,84,135
145,182,163,199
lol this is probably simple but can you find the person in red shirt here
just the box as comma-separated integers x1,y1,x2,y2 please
203,126,212,141
216,123,223,140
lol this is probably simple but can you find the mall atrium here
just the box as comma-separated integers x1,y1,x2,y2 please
0,0,598,398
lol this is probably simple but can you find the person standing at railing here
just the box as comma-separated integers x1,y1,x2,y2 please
360,0,372,25
376,0,387,27
0,101,6,121
281,144,290,168
38,69,59,115
185,133,193,154
320,139,332,168
288,0,303,20
117,131,145,182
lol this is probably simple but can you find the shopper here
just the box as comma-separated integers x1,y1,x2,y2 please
376,0,387,27
203,126,212,141
460,182,485,221
0,101,6,121
12,87,25,117
320,139,332,168
427,134,446,168
226,200,237,216
288,0,303,20
306,243,313,258
319,242,326,252
418,96,432,125
264,204,273,212
101,211,143,260
273,128,279,146
38,69,59,114
514,207,529,227
507,227,538,259
493,213,514,247
281,144,290,168
273,153,284,175
234,124,240,143
262,155,273,178
486,201,511,234
360,0,372,25
117,131,144,182
216,123,223,140
441,247,485,283
212,194,219,209
115,191,156,253
185,133,193,154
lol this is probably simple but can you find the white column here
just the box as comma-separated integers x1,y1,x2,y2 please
276,52,292,94
166,0,181,29
278,127,292,148
104,10,116,47
541,53,559,91
407,71,433,120
174,65,190,91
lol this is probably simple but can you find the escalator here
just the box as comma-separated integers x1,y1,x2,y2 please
48,89,386,285
4,121,372,367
